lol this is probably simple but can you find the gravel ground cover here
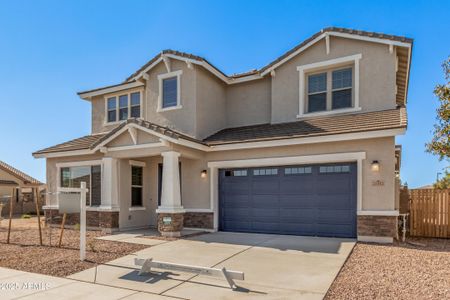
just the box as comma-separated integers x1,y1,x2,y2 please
325,238,450,299
0,226,148,277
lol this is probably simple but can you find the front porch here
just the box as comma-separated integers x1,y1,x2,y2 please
44,123,214,234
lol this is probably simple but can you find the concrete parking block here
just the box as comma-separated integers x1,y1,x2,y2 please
69,263,187,294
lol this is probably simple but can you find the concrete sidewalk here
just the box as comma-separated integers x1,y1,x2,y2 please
0,267,173,299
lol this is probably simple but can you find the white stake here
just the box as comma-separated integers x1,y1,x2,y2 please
80,182,87,261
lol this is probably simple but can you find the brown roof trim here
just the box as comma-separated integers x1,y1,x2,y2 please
125,49,228,82
259,27,413,74
77,81,139,96
0,160,42,185
81,27,412,96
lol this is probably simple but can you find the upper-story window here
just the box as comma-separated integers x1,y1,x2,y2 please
105,91,141,124
158,70,182,112
307,67,353,113
297,54,361,118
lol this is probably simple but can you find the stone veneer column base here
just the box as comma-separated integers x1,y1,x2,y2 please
157,213,184,237
43,209,119,230
357,215,398,243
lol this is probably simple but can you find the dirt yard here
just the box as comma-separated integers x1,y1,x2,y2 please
0,225,148,277
325,238,450,299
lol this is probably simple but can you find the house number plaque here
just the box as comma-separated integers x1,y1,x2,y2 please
372,180,384,186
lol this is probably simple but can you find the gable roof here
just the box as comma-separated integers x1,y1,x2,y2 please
0,160,43,186
33,118,208,157
90,118,207,150
78,27,412,102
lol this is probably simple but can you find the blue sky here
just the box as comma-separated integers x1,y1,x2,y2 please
0,0,448,187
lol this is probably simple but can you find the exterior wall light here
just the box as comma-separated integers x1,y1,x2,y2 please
371,160,380,172
201,170,207,178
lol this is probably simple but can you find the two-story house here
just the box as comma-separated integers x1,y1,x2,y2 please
33,27,412,243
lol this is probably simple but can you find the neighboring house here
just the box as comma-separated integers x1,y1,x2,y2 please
33,27,412,243
0,160,45,215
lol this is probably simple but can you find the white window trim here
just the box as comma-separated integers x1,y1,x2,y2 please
56,160,103,208
157,70,182,112
104,89,143,125
297,54,362,118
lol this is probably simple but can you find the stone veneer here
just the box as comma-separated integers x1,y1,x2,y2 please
183,212,214,229
357,215,397,238
157,213,184,237
44,209,119,229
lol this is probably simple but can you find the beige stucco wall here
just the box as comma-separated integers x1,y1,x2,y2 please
177,136,396,211
271,36,397,123
44,134,396,229
195,67,227,139
89,36,397,140
225,77,272,127
144,60,198,137
91,86,144,134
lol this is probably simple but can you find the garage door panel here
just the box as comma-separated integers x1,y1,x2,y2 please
251,180,279,194
280,208,316,222
279,178,315,194
318,209,354,223
316,224,355,237
316,181,353,195
316,195,353,208
251,194,279,208
279,195,315,208
219,163,356,238
222,207,251,218
221,195,250,208
279,223,317,235
251,222,280,233
222,220,252,232
251,208,279,219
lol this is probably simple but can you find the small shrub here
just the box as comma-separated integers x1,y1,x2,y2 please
21,214,31,219
88,240,97,253
74,223,80,231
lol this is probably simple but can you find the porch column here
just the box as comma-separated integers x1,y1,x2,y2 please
156,151,185,237
101,157,119,210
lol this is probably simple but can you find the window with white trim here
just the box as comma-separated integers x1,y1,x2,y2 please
158,70,182,111
105,91,141,124
306,66,353,113
131,166,143,207
297,54,361,117
60,165,101,206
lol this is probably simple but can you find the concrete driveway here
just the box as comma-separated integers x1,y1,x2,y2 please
69,232,355,300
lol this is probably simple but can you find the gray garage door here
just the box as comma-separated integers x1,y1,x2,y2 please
219,163,357,238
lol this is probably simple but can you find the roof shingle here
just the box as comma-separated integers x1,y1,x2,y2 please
0,161,42,185
204,108,407,145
